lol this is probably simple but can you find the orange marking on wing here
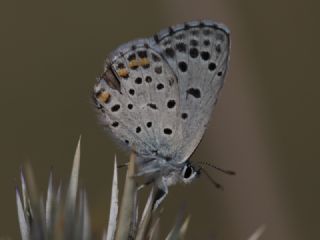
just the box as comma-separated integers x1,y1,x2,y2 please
129,59,139,69
140,58,150,66
117,68,129,78
97,91,110,103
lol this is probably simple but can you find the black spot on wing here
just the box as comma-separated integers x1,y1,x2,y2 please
135,77,142,84
112,122,119,127
152,53,161,62
208,62,216,71
154,66,162,74
157,83,164,90
146,76,152,83
163,128,172,135
204,40,210,46
187,88,201,98
190,39,198,46
181,113,188,119
165,48,175,58
136,126,141,133
147,103,158,110
111,104,120,112
175,42,186,52
189,48,199,58
128,54,136,61
137,50,147,58
167,100,176,109
129,89,135,95
178,62,188,72
201,51,210,61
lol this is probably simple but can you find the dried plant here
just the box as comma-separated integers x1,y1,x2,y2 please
15,137,190,240
15,137,265,239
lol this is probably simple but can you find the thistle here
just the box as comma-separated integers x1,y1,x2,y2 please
15,137,191,240
15,137,265,240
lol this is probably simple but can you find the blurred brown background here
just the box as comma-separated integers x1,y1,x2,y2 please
0,0,319,239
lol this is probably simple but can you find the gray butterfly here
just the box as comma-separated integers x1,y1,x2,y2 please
93,20,230,207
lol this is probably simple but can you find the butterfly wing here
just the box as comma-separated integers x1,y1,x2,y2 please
93,20,230,165
153,20,230,162
93,39,182,159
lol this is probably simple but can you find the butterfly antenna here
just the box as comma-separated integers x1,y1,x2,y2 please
198,161,236,175
199,167,224,190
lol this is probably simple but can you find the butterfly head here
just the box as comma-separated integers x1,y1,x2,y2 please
141,158,199,187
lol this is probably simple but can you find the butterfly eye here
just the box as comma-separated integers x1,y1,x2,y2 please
183,165,193,179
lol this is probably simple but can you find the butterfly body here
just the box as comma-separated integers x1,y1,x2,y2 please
93,20,230,206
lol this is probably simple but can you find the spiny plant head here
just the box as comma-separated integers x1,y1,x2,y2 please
15,137,191,240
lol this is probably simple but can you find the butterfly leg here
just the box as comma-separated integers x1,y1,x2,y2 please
153,177,168,210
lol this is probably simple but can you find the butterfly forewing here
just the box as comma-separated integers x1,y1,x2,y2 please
154,20,230,161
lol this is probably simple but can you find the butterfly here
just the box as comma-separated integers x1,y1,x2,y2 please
93,20,231,207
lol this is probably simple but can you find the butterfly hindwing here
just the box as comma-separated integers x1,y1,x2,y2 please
93,39,181,158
